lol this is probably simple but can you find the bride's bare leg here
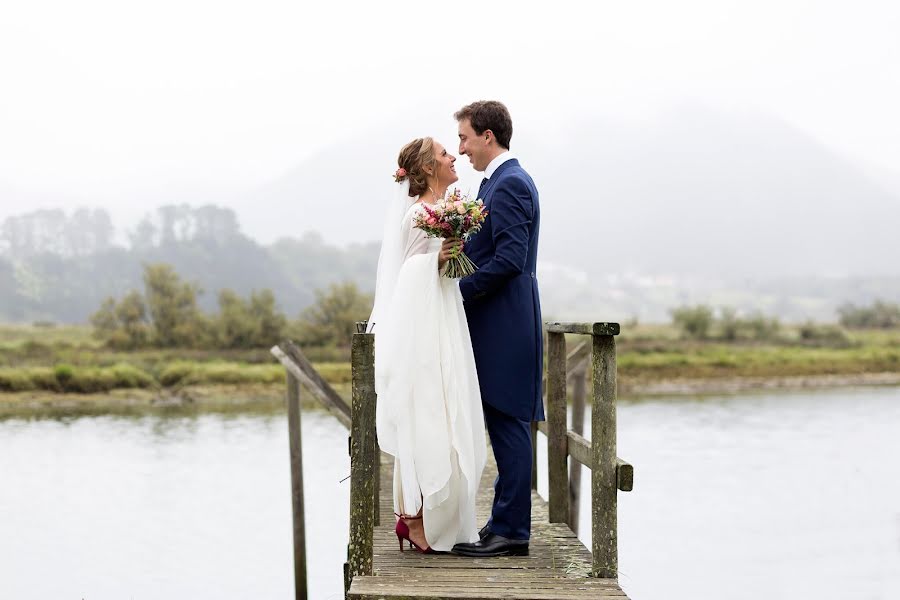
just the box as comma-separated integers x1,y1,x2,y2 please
403,508,430,550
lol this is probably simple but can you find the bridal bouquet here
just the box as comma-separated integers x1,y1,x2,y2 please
414,189,488,278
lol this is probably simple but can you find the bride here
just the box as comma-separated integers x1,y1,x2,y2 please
367,136,487,553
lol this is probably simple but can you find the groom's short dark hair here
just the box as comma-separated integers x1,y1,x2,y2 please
455,101,512,150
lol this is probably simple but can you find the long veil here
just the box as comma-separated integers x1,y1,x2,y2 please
367,180,415,333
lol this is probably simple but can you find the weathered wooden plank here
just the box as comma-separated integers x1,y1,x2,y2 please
348,333,377,583
546,331,568,524
615,459,633,493
285,373,308,600
592,334,618,579
536,423,633,493
540,340,590,398
568,364,586,533
271,340,352,429
350,579,627,599
565,431,591,469
351,579,627,591
366,570,618,581
533,340,588,491
546,322,620,336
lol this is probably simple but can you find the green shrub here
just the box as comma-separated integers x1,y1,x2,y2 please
110,363,155,389
54,364,75,387
65,368,116,393
299,345,349,362
744,313,781,341
186,362,283,385
293,282,373,348
798,322,852,347
313,362,352,384
29,368,60,391
159,361,196,386
670,305,714,339
719,308,739,341
0,368,38,392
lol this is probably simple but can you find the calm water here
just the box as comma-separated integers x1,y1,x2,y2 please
2,387,899,600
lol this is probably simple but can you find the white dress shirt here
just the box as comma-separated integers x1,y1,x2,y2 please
484,151,516,179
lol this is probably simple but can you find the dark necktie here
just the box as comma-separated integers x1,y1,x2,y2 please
478,177,488,196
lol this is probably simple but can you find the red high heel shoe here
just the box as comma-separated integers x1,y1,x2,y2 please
394,513,436,554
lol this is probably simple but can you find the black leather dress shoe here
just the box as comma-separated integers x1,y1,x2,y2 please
452,532,529,557
478,524,490,540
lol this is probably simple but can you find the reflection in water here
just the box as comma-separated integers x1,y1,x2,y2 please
1,387,898,600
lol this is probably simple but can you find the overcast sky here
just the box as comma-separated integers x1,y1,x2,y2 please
2,0,899,227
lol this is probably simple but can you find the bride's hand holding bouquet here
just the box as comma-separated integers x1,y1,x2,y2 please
414,189,488,278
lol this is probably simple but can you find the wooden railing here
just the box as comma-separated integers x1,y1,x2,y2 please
343,321,633,586
275,320,634,597
270,339,355,600
540,322,633,578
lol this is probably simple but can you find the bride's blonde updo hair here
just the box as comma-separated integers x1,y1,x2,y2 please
396,137,437,197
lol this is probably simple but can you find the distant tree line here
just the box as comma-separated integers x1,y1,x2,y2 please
0,204,378,324
670,300,900,345
669,305,782,341
91,263,373,350
0,208,114,258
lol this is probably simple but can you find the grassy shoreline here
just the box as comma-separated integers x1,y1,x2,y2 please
1,324,898,414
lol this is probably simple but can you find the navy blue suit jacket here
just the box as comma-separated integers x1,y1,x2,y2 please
460,159,544,422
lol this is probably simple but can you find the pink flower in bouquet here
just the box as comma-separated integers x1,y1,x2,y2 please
411,188,489,278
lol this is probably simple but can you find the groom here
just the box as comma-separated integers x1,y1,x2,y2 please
448,101,543,558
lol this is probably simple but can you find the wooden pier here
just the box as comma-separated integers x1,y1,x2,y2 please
347,451,630,599
273,321,634,600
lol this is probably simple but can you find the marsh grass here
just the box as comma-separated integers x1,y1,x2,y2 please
1,323,897,396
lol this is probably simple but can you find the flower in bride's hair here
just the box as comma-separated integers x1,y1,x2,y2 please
393,168,407,182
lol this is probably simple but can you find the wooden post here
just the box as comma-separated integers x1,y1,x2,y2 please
547,331,568,524
347,333,376,584
591,334,618,578
356,321,380,527
286,372,308,600
568,363,586,534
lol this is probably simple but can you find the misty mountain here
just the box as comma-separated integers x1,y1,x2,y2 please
235,105,900,281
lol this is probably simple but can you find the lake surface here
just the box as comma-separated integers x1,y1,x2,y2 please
1,387,898,600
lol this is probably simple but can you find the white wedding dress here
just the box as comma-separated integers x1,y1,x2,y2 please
368,192,486,552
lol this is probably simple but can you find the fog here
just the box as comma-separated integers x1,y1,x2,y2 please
2,1,899,321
